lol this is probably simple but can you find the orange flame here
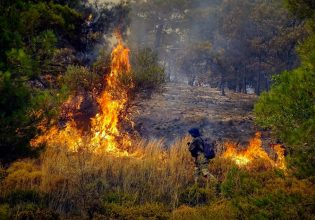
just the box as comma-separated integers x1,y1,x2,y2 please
223,132,286,170
90,32,133,155
273,144,286,170
31,32,136,157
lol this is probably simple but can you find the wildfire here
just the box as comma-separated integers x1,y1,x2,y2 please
223,132,286,170
90,32,133,155
32,32,137,157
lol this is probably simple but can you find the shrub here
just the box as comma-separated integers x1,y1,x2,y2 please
221,166,262,198
1,160,42,193
100,203,170,220
0,204,9,220
230,177,315,219
254,24,315,179
131,48,165,95
10,203,59,220
5,190,41,206
63,65,101,95
179,185,216,206
171,202,238,220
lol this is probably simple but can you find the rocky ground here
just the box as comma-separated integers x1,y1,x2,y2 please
133,83,260,147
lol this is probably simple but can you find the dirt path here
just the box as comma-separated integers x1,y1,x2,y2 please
134,83,259,146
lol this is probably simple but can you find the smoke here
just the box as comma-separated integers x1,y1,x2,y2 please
126,0,299,89
80,0,130,64
86,0,225,84
82,0,298,90
125,0,223,84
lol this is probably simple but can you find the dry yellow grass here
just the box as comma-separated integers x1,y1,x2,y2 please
2,137,313,219
1,137,199,214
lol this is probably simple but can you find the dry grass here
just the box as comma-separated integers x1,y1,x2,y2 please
1,137,314,219
1,137,198,215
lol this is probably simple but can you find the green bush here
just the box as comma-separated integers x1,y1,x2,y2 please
221,167,261,198
102,191,137,205
131,48,165,95
63,65,101,95
10,203,59,220
1,190,59,219
5,190,41,206
179,185,215,206
255,0,315,179
254,51,315,178
171,202,238,220
100,203,170,220
0,204,9,220
231,184,315,219
0,0,82,164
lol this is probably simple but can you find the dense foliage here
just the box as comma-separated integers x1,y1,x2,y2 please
0,0,83,164
255,0,315,178
0,0,130,164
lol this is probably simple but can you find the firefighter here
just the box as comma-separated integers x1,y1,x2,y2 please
187,128,216,184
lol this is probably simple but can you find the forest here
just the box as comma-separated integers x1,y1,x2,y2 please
0,0,314,219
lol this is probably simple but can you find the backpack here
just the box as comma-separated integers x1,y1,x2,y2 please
202,138,216,159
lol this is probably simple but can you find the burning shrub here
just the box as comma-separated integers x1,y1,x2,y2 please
32,32,136,156
222,132,286,171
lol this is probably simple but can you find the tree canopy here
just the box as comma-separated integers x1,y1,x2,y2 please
255,0,315,178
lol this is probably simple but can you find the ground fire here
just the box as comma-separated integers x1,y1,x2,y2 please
223,132,286,170
31,32,136,157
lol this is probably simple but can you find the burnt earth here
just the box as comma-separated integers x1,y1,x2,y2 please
133,83,259,146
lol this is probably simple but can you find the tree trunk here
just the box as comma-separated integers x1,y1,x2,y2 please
256,72,261,95
220,74,225,96
242,75,247,94
154,23,164,50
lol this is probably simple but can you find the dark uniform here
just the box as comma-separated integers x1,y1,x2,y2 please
189,136,210,179
187,128,212,183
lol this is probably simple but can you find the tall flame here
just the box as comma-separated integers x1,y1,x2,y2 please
31,32,135,156
90,32,133,154
223,132,286,170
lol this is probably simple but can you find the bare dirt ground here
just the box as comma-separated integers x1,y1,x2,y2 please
133,83,260,146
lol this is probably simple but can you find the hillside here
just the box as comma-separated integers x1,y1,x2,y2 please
135,83,257,145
